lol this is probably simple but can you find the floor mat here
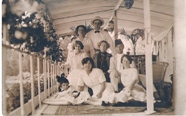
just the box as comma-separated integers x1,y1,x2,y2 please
41,105,146,115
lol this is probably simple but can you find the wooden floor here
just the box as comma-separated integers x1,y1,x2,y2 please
35,104,174,116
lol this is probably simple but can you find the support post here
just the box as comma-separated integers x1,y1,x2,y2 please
143,0,155,114
114,10,118,40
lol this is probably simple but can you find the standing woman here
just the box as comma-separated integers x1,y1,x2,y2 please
77,57,115,104
93,40,112,82
70,25,95,57
66,40,88,90
120,55,146,102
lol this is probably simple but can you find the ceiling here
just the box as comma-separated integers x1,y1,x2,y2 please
43,0,174,37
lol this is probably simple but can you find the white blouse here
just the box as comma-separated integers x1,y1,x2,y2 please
86,30,115,54
66,51,88,69
77,68,106,88
121,68,139,87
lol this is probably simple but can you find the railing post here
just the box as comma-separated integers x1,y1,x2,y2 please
47,60,50,97
43,59,47,99
51,64,53,94
53,63,56,93
57,64,60,92
2,46,7,115
19,53,24,116
2,22,8,115
52,63,54,94
30,55,35,115
37,57,41,108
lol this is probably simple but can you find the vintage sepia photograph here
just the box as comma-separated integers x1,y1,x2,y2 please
1,0,186,115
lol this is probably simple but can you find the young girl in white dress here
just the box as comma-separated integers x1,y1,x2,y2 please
65,40,88,90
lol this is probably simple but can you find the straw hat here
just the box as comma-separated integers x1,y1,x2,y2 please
90,16,104,26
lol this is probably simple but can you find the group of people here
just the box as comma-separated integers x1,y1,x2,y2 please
54,16,152,105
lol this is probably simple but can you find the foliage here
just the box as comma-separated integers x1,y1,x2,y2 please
6,73,52,113
2,0,63,62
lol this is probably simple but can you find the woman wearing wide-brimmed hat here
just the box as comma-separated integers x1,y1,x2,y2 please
86,16,116,55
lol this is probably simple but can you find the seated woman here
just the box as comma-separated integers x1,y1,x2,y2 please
93,40,112,82
65,40,88,90
120,55,146,102
68,25,95,57
77,57,116,104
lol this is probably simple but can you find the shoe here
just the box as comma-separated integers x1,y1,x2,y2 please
153,92,161,100
101,101,110,106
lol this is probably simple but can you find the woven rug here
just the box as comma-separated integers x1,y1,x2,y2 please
41,105,146,115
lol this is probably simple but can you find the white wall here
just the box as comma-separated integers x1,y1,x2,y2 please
174,0,186,114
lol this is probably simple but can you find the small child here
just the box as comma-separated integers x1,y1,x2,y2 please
55,74,90,105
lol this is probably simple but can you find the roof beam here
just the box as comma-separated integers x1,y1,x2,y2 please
104,0,124,28
46,0,117,15
51,7,113,19
53,12,111,25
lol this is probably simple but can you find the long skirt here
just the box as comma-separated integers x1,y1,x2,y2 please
91,82,116,104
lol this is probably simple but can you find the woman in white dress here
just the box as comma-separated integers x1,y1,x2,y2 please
66,40,88,90
77,57,116,104
120,55,146,102
68,25,95,57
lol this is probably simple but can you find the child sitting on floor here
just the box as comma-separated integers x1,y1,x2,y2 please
55,74,90,105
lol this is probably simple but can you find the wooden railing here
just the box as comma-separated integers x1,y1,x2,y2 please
2,44,60,116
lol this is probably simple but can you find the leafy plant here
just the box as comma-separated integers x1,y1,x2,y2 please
2,0,64,62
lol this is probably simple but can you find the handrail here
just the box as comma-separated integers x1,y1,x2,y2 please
2,44,51,61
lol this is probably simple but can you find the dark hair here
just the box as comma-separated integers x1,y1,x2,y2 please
109,20,114,24
98,40,110,49
56,74,69,84
72,40,84,50
75,25,87,36
81,57,95,70
121,55,133,64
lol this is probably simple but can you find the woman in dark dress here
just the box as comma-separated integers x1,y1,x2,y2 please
93,40,112,82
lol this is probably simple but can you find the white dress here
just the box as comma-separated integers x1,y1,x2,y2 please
121,68,146,102
43,86,90,105
66,51,88,90
77,68,115,104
